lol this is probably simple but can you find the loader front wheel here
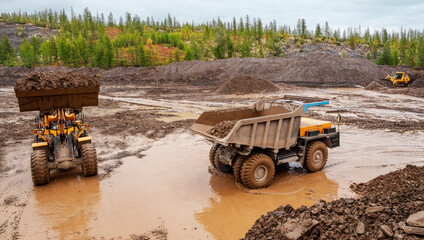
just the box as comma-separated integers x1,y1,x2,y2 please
304,141,328,172
31,150,50,186
214,145,233,173
209,143,220,168
81,143,98,177
240,153,275,189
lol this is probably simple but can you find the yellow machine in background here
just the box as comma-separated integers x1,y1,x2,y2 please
385,72,410,86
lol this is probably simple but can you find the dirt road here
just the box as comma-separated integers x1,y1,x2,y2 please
1,83,424,239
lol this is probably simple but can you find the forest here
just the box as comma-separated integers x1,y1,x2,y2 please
0,8,423,69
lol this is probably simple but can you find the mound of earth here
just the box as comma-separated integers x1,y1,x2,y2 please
409,71,424,87
216,74,279,94
243,165,424,240
364,80,388,91
14,71,100,91
207,120,236,138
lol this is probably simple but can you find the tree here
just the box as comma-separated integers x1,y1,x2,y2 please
19,37,34,67
315,24,322,39
376,43,393,65
30,36,41,65
107,12,114,26
174,49,181,62
0,35,15,65
103,35,114,68
301,19,307,39
324,21,330,38
41,39,52,64
184,45,193,61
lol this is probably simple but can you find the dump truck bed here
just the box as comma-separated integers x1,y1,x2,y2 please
15,86,99,112
191,96,332,152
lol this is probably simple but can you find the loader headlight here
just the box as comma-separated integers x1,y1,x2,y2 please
80,124,88,129
33,129,43,134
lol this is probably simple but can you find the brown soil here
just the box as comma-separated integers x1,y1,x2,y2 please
1,53,419,89
207,120,236,138
216,74,278,94
14,71,100,91
243,165,424,240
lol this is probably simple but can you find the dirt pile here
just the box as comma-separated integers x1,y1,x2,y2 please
1,53,411,88
216,74,279,94
207,120,236,138
14,71,100,91
364,80,388,91
243,165,424,240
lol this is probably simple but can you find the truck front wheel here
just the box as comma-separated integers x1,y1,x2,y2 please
31,150,50,186
81,143,98,177
240,153,275,189
209,143,220,168
304,141,328,172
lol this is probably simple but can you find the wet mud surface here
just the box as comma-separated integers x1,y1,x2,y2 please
1,83,424,239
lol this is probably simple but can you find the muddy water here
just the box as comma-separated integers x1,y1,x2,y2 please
10,126,423,240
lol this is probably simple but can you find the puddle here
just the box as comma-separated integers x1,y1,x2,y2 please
156,111,200,123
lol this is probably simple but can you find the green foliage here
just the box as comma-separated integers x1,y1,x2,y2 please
19,37,34,67
1,8,423,68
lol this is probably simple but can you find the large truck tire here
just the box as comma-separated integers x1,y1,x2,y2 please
31,150,50,186
240,153,275,189
233,155,246,183
304,141,328,172
214,145,233,173
81,143,98,177
209,143,220,168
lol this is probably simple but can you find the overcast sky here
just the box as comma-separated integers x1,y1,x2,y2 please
2,0,424,32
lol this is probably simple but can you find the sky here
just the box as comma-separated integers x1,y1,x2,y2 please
1,0,424,32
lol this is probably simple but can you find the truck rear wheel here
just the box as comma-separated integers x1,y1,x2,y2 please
240,153,275,189
214,145,233,173
209,143,220,168
31,150,50,186
304,141,328,172
233,155,246,183
81,143,98,177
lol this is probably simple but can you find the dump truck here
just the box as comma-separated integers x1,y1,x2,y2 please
191,96,340,189
384,72,411,86
14,77,99,186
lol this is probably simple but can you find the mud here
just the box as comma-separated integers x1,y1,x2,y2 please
216,74,278,94
14,71,100,91
243,165,424,240
207,120,236,138
1,69,424,239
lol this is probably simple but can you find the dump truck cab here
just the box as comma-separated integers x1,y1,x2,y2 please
191,96,340,189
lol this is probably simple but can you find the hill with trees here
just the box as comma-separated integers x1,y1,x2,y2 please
0,8,423,69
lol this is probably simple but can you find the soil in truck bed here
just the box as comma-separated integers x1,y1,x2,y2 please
14,71,100,91
207,120,236,138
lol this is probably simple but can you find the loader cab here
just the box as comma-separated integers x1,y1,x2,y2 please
395,72,404,80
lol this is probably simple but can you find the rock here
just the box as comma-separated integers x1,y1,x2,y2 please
394,234,404,239
280,218,319,240
380,225,394,237
356,221,365,235
365,206,384,214
406,211,424,227
377,230,385,239
402,226,424,236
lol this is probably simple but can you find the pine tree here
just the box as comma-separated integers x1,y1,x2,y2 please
41,39,52,65
376,43,393,65
184,45,193,61
174,49,181,62
0,35,15,65
103,35,114,68
315,24,322,39
30,36,41,65
19,37,34,67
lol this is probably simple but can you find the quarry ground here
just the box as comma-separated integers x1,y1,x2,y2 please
1,80,424,239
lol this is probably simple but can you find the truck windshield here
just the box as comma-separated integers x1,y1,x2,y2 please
395,73,403,79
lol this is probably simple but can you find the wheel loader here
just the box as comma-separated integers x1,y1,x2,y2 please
15,84,100,186
191,96,340,189
384,72,410,86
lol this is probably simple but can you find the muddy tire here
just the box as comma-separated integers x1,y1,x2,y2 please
214,145,233,173
304,141,328,172
81,143,98,177
240,153,275,189
209,143,220,168
233,155,246,183
30,150,50,186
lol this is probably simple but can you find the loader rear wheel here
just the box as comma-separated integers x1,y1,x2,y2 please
81,143,98,177
31,150,50,186
233,155,246,183
214,145,233,173
240,153,275,189
209,143,220,168
304,141,328,172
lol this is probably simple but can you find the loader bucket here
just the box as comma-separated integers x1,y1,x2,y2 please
15,86,99,112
